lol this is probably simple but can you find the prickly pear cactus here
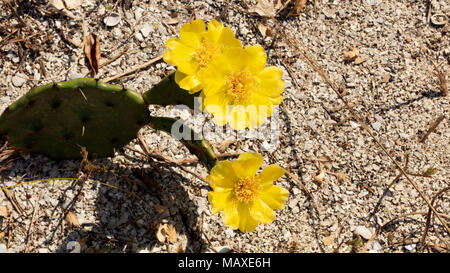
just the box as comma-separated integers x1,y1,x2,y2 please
0,78,150,159
143,73,199,109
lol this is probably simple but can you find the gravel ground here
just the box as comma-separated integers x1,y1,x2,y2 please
0,0,449,253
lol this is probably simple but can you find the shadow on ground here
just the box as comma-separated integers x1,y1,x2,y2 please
0,148,208,253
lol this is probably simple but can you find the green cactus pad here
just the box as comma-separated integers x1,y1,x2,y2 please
0,78,150,159
143,73,200,109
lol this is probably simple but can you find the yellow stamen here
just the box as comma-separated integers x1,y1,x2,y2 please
194,40,220,68
226,70,256,104
234,176,260,203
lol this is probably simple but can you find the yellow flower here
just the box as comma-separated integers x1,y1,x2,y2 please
207,152,289,232
163,19,242,93
199,44,284,130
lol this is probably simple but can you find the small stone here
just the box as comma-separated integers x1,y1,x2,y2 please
372,121,382,131
349,120,360,128
134,7,144,20
323,9,336,19
135,32,144,42
288,198,299,209
380,73,390,83
12,75,26,87
0,244,7,253
368,240,382,251
97,5,106,16
430,14,447,27
38,248,49,253
215,246,232,253
140,23,153,38
355,226,373,240
404,244,416,251
104,13,121,27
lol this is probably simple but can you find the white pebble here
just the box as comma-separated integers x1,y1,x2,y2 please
0,244,7,253
355,226,373,240
12,75,26,87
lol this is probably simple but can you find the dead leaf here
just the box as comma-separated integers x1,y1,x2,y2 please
0,206,8,218
322,233,336,246
63,0,83,9
166,224,177,244
257,22,269,37
0,232,5,241
314,169,326,184
49,0,76,18
380,73,390,83
317,156,332,164
175,243,185,253
335,172,349,182
343,47,359,61
164,16,179,25
65,211,79,227
354,57,366,65
248,0,284,18
155,223,177,244
84,33,100,74
217,138,235,153
156,223,167,243
289,0,308,16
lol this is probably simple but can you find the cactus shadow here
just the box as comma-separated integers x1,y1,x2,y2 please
0,153,208,253
56,161,208,253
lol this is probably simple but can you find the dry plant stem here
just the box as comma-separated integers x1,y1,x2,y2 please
103,55,163,82
419,114,445,143
83,45,130,77
2,188,25,215
25,190,43,252
7,213,12,248
360,211,439,253
133,137,209,184
418,186,450,252
273,19,450,234
284,170,320,216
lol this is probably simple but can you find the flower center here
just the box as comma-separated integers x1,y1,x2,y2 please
226,70,256,104
194,40,220,68
234,177,260,203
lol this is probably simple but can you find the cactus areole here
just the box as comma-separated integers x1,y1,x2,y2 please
0,78,151,159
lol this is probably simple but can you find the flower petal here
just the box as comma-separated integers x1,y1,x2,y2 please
257,164,285,188
244,44,267,74
223,47,246,71
256,74,285,98
250,198,275,224
179,19,205,47
237,203,259,232
221,197,239,229
259,185,289,210
164,38,198,74
208,189,233,214
177,73,203,93
203,92,231,126
258,66,283,80
206,160,237,189
231,152,263,178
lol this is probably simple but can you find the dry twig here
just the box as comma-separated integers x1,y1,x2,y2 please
103,55,163,83
419,114,445,143
273,18,449,234
25,190,43,252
